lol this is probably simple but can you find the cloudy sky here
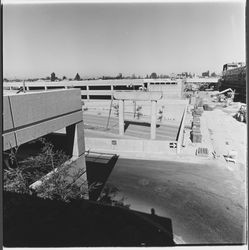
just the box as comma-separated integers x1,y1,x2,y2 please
3,1,246,79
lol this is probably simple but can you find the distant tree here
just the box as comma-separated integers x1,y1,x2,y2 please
74,73,81,81
117,73,123,79
146,74,149,79
202,70,210,77
63,76,67,80
51,72,56,81
211,72,217,77
132,73,136,79
150,72,157,79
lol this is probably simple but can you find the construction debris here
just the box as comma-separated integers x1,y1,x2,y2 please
235,105,247,123
196,147,209,157
191,106,203,143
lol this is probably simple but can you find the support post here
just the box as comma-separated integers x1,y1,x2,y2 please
86,85,90,100
111,84,114,98
150,100,157,140
66,121,85,158
119,99,124,136
65,121,88,199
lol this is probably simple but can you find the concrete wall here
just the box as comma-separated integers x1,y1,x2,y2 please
3,79,183,100
83,99,188,122
85,137,178,155
3,89,83,151
148,82,183,99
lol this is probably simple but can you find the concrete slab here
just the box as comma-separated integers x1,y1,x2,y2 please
114,91,162,101
100,157,246,244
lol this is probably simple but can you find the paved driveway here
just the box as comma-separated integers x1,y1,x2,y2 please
100,157,246,244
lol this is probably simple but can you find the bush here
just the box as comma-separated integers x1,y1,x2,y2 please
3,138,79,200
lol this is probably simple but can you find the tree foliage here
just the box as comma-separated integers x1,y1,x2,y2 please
74,73,81,81
51,72,56,81
150,72,157,79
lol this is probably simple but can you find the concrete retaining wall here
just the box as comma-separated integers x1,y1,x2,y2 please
83,99,188,122
85,137,178,155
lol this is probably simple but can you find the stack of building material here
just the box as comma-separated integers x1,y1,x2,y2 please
191,129,202,143
192,107,204,117
196,97,204,107
189,96,196,105
203,104,214,111
192,116,200,128
191,106,203,143
196,147,209,157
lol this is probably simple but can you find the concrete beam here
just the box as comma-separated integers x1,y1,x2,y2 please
150,100,157,140
114,91,162,101
118,100,124,136
66,121,85,157
3,90,83,151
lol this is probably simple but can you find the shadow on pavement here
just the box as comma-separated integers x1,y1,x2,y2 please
124,120,160,132
86,152,119,201
3,191,175,247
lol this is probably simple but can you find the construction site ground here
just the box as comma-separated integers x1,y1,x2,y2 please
99,155,246,244
56,96,246,244
95,100,247,244
181,100,246,178
87,97,247,244
83,112,180,141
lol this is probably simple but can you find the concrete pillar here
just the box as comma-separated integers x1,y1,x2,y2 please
66,121,85,158
86,85,89,100
44,86,48,91
65,121,88,199
119,99,124,136
150,100,157,140
111,85,114,99
133,101,136,118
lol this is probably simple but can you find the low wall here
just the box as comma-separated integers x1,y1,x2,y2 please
85,137,178,155
83,99,188,122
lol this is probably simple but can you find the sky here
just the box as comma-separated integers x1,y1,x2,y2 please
3,1,246,79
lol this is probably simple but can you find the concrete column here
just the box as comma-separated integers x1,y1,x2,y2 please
111,85,114,99
119,99,124,136
150,100,157,140
66,121,85,158
86,85,89,100
65,121,88,199
44,86,48,91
